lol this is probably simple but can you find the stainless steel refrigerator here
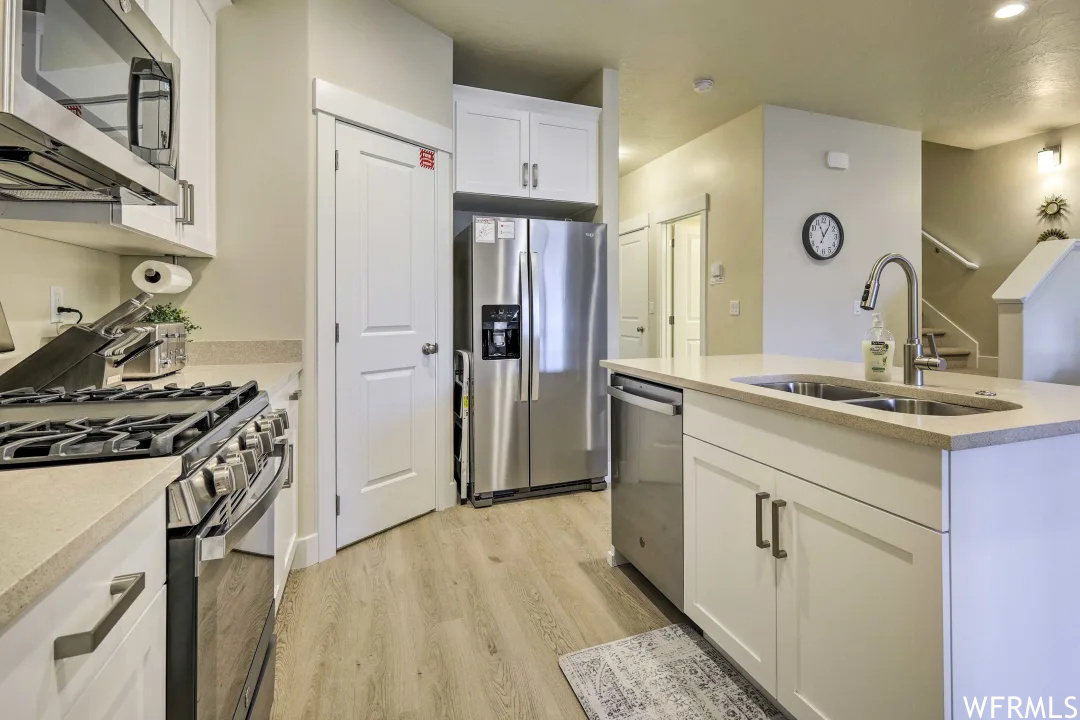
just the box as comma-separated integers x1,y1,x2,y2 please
454,216,608,506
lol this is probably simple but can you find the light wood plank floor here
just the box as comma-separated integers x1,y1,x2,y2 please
271,489,684,720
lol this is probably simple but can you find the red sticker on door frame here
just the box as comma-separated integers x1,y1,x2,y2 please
419,148,435,170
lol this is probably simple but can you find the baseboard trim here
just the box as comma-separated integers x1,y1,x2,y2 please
293,533,320,569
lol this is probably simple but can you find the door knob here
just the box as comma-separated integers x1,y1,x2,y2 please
636,326,645,333
422,342,439,355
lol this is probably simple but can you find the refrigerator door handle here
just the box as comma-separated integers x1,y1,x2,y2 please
530,251,540,401
519,252,531,403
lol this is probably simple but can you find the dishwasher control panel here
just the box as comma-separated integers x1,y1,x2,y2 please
481,305,520,360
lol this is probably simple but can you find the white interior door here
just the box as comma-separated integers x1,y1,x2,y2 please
672,217,702,358
335,123,438,549
618,227,650,358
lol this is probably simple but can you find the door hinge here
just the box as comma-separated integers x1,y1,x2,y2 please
336,495,341,516
335,150,339,171
670,236,675,248
335,323,340,343
668,315,675,325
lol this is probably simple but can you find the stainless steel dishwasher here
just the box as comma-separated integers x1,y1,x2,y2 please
608,374,684,609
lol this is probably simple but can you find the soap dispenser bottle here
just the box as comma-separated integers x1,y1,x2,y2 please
862,313,895,381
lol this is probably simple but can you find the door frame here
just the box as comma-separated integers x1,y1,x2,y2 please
618,213,651,357
314,79,455,565
654,194,709,358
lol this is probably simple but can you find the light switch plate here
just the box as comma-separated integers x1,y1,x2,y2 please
50,286,65,323
648,301,655,315
729,300,741,316
853,299,862,316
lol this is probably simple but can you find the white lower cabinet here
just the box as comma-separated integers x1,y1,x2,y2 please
684,437,948,720
63,585,166,720
271,379,301,606
684,438,777,694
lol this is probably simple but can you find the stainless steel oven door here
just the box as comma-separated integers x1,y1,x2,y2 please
1,0,181,204
193,445,289,720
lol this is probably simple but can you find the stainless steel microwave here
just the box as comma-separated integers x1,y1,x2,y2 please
0,0,181,205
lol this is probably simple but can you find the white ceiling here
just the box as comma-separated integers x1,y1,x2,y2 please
390,0,1080,174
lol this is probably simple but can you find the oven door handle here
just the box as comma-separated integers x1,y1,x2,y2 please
199,443,291,563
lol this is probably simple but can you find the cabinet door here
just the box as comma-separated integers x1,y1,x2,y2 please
774,472,946,720
684,437,777,695
528,111,597,203
173,0,216,255
63,585,166,720
454,101,530,198
272,384,299,606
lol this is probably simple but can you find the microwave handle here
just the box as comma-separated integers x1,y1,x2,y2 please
198,443,291,563
127,58,176,165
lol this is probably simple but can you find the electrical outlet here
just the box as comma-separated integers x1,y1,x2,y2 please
853,299,863,316
50,286,65,323
729,300,741,316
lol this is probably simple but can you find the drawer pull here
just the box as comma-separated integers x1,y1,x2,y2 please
771,500,788,560
755,492,771,549
54,572,146,660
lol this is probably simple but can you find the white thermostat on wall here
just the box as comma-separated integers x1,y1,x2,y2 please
709,262,725,285
826,151,850,170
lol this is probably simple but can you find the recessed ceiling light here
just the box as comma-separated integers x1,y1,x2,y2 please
693,78,715,94
994,3,1026,19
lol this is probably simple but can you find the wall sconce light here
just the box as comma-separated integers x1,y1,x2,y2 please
1038,145,1061,172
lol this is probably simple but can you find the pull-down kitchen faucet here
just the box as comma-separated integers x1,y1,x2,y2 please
859,253,945,386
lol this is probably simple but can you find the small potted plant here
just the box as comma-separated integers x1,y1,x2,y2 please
146,303,201,334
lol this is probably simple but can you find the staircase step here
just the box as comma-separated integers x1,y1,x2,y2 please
921,327,947,337
936,347,970,369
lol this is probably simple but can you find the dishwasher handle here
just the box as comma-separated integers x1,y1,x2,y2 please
607,385,682,415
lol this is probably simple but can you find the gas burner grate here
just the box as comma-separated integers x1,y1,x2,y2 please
0,381,262,469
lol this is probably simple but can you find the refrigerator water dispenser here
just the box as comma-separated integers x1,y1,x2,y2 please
481,305,520,360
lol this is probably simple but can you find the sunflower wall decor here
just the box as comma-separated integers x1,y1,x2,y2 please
1038,194,1070,222
1037,227,1070,243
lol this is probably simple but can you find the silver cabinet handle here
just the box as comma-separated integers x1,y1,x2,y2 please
522,163,529,188
54,572,146,660
283,442,295,489
529,252,540,401
422,342,439,355
756,492,771,549
606,385,682,415
771,500,788,559
178,180,195,225
519,252,530,403
289,389,301,401
532,163,538,189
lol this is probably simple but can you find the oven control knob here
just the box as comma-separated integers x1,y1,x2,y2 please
230,448,259,476
225,457,251,489
208,462,240,496
256,413,288,438
243,427,274,455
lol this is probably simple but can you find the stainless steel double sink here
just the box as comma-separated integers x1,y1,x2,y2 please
749,381,997,416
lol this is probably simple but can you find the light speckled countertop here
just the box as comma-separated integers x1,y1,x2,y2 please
602,354,1080,451
0,362,302,635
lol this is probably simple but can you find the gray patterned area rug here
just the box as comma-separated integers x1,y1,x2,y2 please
559,624,784,720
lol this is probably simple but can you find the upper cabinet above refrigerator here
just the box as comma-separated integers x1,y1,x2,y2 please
453,86,599,208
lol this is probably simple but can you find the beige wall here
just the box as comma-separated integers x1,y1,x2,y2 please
619,106,765,356
308,0,454,128
923,124,1080,357
0,232,122,372
763,106,922,362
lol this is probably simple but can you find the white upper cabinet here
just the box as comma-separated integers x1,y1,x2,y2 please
529,112,597,203
136,0,173,42
172,0,216,256
453,86,599,206
454,103,531,198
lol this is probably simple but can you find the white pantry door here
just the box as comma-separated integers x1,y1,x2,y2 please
672,217,702,358
336,123,438,549
618,227,650,358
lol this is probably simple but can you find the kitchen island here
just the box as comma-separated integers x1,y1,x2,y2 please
603,354,1080,720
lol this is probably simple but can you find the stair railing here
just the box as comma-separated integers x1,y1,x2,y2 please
922,230,979,270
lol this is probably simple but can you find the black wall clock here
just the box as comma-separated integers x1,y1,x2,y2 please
802,212,844,260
